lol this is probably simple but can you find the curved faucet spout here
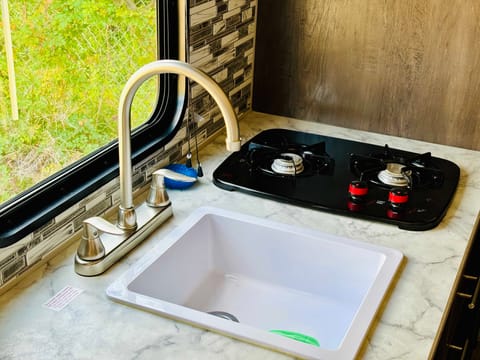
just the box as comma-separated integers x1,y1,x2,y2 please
117,60,241,230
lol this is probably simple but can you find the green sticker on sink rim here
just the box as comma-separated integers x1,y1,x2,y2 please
269,330,320,347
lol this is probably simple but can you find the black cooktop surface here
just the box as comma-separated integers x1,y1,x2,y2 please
213,128,460,230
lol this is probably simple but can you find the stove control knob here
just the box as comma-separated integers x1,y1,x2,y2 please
388,187,409,208
349,180,368,202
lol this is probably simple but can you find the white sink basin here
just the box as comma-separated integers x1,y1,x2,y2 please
107,207,403,359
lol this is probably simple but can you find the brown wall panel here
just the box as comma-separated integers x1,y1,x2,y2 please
253,0,480,150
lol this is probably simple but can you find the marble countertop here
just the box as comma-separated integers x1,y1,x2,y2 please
1,112,479,360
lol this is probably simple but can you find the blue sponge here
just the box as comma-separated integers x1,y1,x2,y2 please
163,164,197,189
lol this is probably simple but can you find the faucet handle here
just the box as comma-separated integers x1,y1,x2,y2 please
147,168,197,208
154,168,197,183
84,217,124,234
77,217,123,261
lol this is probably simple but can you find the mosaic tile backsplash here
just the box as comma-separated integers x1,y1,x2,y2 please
0,0,257,290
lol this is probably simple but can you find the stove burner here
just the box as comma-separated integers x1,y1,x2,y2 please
350,145,445,189
271,153,304,175
246,137,333,177
377,163,411,187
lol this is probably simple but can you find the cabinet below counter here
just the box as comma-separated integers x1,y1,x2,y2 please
1,111,479,360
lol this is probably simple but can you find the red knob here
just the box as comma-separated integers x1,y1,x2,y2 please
389,188,409,205
349,180,368,197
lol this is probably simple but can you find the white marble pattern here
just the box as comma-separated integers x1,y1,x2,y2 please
0,112,479,359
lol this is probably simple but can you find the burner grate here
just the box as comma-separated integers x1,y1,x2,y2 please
350,144,445,189
247,139,333,177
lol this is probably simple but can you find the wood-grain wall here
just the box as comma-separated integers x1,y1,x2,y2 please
253,0,480,150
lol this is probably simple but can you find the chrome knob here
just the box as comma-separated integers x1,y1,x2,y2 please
147,168,196,207
77,217,123,261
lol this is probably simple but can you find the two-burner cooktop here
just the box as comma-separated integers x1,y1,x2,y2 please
213,128,460,230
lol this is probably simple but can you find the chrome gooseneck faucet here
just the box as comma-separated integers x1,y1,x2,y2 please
75,60,241,276
117,60,241,230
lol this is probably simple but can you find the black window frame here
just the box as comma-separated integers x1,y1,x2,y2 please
0,0,187,248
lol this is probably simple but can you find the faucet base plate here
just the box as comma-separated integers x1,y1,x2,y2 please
75,203,173,276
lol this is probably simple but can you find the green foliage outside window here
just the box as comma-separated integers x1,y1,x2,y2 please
0,0,157,203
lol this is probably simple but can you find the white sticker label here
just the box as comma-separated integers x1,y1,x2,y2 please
43,286,84,312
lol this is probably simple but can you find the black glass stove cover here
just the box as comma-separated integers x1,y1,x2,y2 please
213,128,460,230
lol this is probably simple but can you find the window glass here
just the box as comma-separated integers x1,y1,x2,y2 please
0,0,157,204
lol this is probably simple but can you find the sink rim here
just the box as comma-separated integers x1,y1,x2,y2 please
106,206,404,359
